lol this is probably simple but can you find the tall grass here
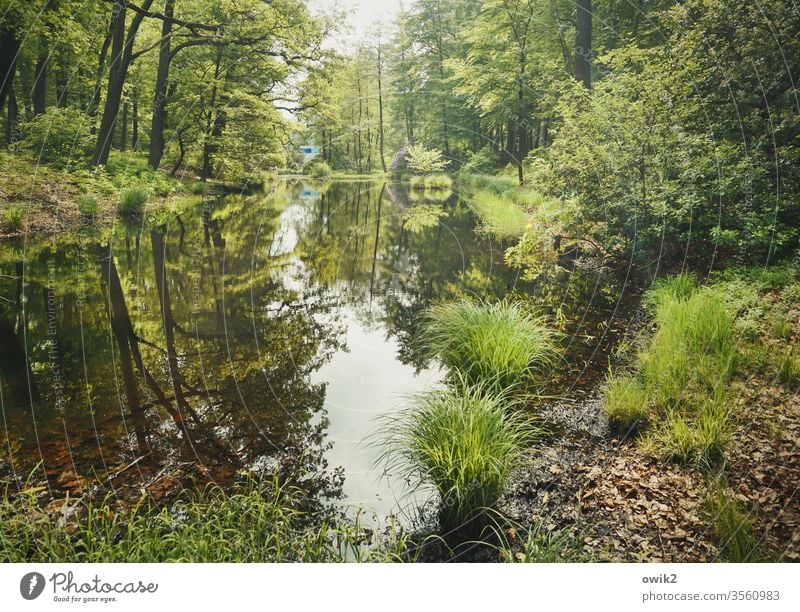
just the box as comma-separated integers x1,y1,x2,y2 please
77,194,99,216
468,190,529,241
705,481,762,562
0,478,416,562
422,299,559,392
118,186,149,215
604,277,737,465
424,174,452,190
379,384,536,534
2,203,26,231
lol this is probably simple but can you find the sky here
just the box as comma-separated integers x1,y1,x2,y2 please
309,0,412,47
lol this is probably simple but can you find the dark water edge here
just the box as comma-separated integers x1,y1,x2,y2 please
0,179,634,522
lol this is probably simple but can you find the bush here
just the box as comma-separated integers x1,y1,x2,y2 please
305,160,332,178
2,203,26,232
379,384,535,533
77,194,99,216
422,299,559,392
459,147,498,176
21,107,94,166
118,186,149,215
406,144,448,174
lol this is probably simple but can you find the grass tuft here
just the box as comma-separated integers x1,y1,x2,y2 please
77,194,99,216
378,384,536,534
468,190,529,241
2,203,26,231
602,374,649,430
421,299,559,392
705,481,762,562
118,186,149,215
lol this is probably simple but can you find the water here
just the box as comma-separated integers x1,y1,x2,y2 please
0,179,622,518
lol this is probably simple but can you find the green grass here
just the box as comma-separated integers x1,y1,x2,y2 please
409,175,426,190
461,174,517,194
602,374,649,430
190,181,208,195
2,202,26,231
118,186,150,215
774,346,800,386
705,481,762,562
490,517,589,562
421,299,559,392
379,384,536,534
604,276,738,466
424,174,452,190
77,194,99,216
0,478,416,562
467,190,529,241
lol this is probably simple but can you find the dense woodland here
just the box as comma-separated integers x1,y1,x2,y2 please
1,1,798,269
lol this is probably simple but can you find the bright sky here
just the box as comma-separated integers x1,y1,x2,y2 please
309,0,412,47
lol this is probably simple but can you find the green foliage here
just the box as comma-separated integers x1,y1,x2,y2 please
2,203,26,232
77,194,99,216
21,107,93,167
421,299,558,392
774,347,800,386
305,160,332,178
405,144,448,174
118,186,150,215
0,478,415,562
379,384,536,533
467,190,529,241
705,481,762,562
403,204,445,234
459,147,498,176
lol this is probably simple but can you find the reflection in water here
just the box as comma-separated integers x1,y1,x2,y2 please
0,180,622,518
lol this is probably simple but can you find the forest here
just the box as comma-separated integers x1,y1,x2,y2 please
0,0,798,563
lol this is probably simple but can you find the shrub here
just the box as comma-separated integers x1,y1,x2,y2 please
468,190,529,241
459,147,498,176
21,107,93,166
602,375,649,430
2,203,26,232
406,144,448,174
421,299,559,392
118,186,149,215
77,194,99,216
305,160,332,178
379,384,535,533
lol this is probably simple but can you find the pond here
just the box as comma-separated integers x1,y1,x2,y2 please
0,179,624,520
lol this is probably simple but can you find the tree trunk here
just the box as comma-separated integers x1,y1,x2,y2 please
92,0,154,166
575,0,592,88
5,83,19,146
32,55,47,115
148,0,175,169
120,100,128,150
131,92,139,149
377,41,387,172
0,25,20,117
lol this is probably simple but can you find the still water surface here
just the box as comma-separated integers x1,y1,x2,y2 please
0,180,620,518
